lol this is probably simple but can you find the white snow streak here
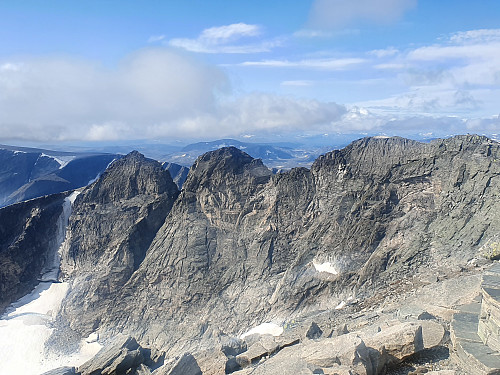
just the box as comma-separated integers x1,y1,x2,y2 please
313,261,339,275
240,323,283,339
40,153,76,169
335,301,346,310
0,191,101,375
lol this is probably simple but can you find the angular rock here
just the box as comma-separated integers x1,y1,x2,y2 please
300,333,372,374
235,340,278,369
241,345,317,375
221,336,247,357
40,367,77,375
165,353,202,375
134,364,152,375
420,320,445,349
362,322,424,364
77,336,144,375
305,322,323,340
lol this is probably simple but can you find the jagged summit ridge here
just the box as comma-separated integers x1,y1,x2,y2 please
183,146,271,192
51,134,500,371
76,150,178,205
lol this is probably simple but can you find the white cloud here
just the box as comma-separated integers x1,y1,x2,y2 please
147,35,166,43
449,29,500,44
0,63,22,72
308,0,416,29
239,57,365,70
0,51,352,141
357,28,500,117
281,80,315,86
199,23,261,41
168,23,281,54
368,47,399,58
293,28,360,38
0,49,229,141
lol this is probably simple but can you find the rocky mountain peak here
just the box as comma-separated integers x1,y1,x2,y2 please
432,134,498,155
183,146,271,192
76,150,178,205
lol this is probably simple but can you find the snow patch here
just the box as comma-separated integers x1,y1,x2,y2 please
335,301,346,310
87,158,116,185
85,332,99,344
240,323,283,339
313,261,338,275
0,191,101,375
40,153,75,169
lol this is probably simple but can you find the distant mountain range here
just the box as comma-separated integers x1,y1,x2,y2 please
0,145,118,207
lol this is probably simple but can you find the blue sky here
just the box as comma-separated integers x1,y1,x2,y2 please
1,0,500,143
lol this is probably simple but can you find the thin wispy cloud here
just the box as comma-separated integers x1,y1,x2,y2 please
293,28,360,38
168,23,282,54
147,35,166,43
239,57,366,70
353,28,500,117
281,80,315,86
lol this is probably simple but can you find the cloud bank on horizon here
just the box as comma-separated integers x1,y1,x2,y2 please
0,0,499,142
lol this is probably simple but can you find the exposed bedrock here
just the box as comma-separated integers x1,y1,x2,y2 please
58,135,500,361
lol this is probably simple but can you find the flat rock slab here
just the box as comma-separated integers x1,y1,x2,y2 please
458,301,481,315
450,312,481,343
482,275,500,289
486,263,500,275
457,340,500,374
420,320,445,349
483,287,500,302
40,367,76,375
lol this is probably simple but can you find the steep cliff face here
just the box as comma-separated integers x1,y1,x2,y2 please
58,136,500,358
0,193,66,312
59,151,179,334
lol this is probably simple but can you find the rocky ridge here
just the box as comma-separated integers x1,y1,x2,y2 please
0,193,67,312
49,135,500,373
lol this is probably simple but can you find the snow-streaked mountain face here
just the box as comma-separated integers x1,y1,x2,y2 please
0,192,101,375
52,135,500,362
2,135,500,374
0,145,119,207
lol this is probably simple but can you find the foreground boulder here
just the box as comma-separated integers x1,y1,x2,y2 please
230,321,439,374
41,367,76,375
77,336,144,375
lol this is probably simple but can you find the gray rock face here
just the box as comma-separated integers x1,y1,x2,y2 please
59,136,500,364
40,366,77,375
78,335,144,375
0,193,66,312
59,151,179,335
162,162,189,190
